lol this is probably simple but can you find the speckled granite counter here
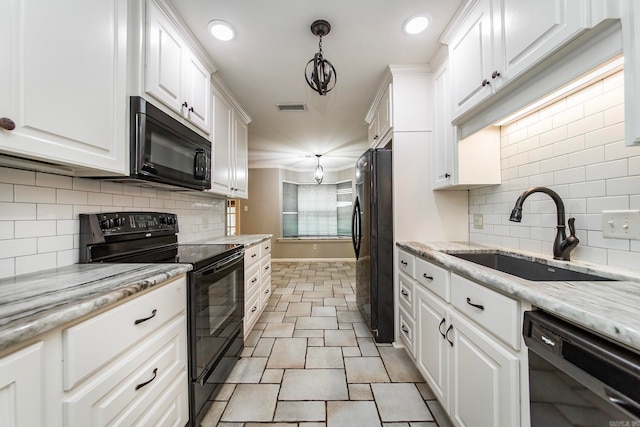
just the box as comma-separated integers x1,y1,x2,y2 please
193,234,272,247
397,241,640,351
0,263,191,353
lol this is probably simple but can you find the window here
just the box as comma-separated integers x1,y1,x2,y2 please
227,199,237,236
282,181,352,237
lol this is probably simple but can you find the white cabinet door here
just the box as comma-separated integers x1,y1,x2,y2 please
146,2,184,113
0,342,43,427
449,0,493,119
415,285,449,408
233,116,249,199
0,0,128,175
449,312,520,427
498,0,589,81
145,0,211,134
377,85,392,141
432,59,456,189
211,92,232,196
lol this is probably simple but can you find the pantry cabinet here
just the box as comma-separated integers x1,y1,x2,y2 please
448,0,593,120
397,248,524,427
0,0,128,175
146,0,211,134
209,82,251,199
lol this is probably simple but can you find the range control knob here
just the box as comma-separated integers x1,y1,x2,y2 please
114,217,126,227
100,218,115,229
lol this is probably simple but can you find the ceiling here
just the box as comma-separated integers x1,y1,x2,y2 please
169,0,464,172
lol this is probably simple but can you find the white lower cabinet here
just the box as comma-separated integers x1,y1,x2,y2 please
398,249,525,427
243,239,272,339
0,275,188,427
0,342,44,427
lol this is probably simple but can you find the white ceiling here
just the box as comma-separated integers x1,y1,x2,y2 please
168,0,464,172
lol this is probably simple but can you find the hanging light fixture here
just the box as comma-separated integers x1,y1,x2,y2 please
305,20,337,95
314,154,324,184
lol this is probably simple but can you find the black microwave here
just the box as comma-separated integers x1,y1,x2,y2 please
130,96,211,190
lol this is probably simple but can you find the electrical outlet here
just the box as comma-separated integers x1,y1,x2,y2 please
312,244,318,250
473,213,484,229
244,205,248,212
602,210,640,240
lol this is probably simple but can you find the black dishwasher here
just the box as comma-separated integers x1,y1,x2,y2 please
523,310,640,426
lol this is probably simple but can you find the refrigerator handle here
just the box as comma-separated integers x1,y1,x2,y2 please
352,196,361,259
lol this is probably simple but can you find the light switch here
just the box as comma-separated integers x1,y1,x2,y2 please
602,210,640,240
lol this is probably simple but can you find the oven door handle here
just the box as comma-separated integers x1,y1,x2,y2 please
605,389,640,419
197,250,244,277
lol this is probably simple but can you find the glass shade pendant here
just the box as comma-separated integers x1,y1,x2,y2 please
314,154,324,184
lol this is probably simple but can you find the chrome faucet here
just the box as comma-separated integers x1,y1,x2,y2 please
509,187,579,260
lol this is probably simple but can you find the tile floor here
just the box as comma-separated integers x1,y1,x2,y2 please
201,261,453,427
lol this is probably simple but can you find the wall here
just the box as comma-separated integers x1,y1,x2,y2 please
0,166,226,279
469,70,640,271
241,167,355,260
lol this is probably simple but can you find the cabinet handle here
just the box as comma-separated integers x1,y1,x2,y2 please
251,254,257,258
251,306,258,313
444,173,450,178
182,101,189,109
400,260,408,266
401,289,409,298
445,324,454,347
438,318,446,339
265,246,270,250
134,309,157,325
264,288,270,294
135,368,158,391
264,265,270,271
491,70,501,79
401,324,409,335
189,106,194,113
422,273,433,281
466,297,485,311
0,117,16,131
251,277,258,284
482,79,490,87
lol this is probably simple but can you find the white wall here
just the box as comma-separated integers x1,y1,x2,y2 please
469,70,640,270
0,167,226,278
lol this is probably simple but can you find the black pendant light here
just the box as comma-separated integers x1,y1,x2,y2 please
305,20,337,96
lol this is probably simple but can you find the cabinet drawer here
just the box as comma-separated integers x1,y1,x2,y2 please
63,316,187,426
244,291,261,333
260,275,272,307
398,272,415,319
260,239,272,257
398,307,415,358
245,244,261,268
245,263,261,296
398,250,415,277
63,277,186,390
261,254,272,280
451,274,520,350
415,257,450,302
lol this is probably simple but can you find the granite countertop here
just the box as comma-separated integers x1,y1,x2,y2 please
397,241,640,352
0,263,192,353
193,234,272,247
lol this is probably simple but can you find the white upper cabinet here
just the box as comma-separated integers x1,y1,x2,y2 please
0,0,128,175
621,0,640,146
209,83,251,199
367,84,393,146
449,0,592,120
146,0,211,134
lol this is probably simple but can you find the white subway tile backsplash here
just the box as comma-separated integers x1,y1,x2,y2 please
36,172,72,189
0,202,37,221
0,167,35,185
15,253,56,275
15,220,56,238
0,183,13,202
470,70,640,270
14,185,56,203
0,222,14,240
56,189,88,205
1,166,226,277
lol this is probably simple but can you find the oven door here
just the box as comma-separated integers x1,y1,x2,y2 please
131,96,211,190
189,251,244,384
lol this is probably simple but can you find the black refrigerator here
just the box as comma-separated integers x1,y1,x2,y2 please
352,148,393,343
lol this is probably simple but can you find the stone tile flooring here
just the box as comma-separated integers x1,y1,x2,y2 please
201,261,453,427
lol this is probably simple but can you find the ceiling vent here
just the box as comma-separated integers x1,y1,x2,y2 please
276,103,307,112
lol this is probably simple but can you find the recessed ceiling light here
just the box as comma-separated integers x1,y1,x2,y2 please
403,15,430,35
208,20,235,41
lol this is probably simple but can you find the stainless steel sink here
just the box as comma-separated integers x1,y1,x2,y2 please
449,252,615,282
